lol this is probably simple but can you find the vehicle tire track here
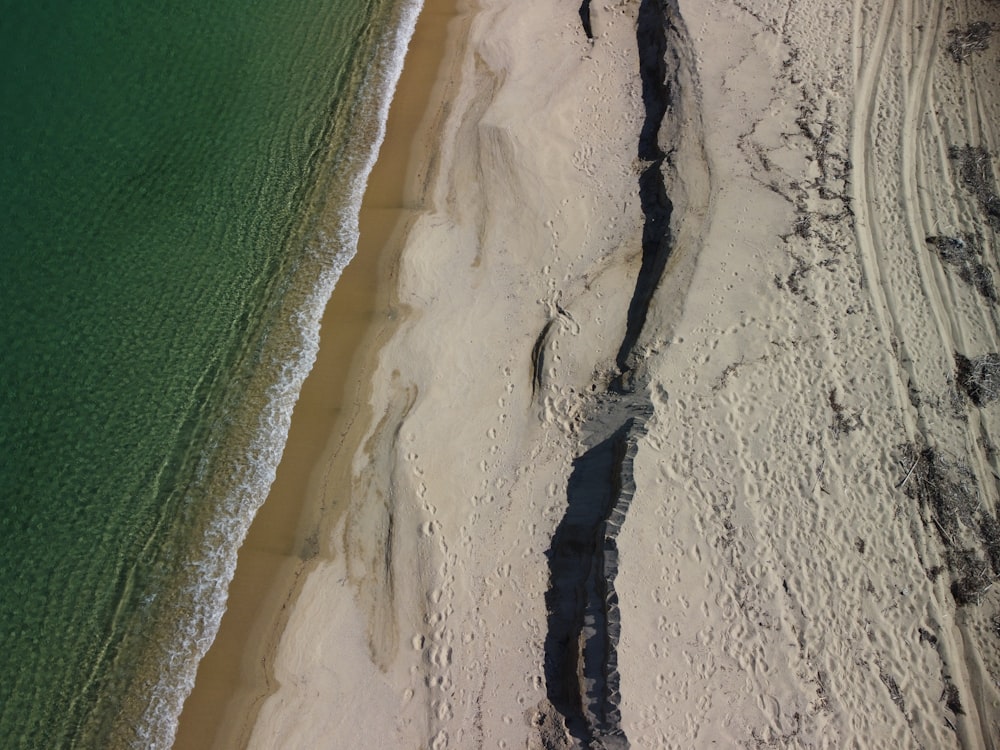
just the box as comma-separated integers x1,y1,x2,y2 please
850,0,919,438
901,0,959,356
867,1,1000,743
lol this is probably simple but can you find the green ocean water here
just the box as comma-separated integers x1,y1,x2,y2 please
0,0,419,746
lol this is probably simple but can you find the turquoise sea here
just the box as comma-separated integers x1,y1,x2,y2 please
0,0,420,746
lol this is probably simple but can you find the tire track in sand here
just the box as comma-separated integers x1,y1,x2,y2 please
900,0,959,355
851,0,919,439
854,0,1000,743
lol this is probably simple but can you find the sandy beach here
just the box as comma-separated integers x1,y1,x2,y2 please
178,0,1000,747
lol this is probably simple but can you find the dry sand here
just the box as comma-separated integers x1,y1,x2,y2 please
179,0,1000,747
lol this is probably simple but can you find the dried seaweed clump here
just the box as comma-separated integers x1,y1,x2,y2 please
981,512,1000,575
947,22,994,62
949,145,1000,231
942,681,965,715
829,388,863,434
899,443,1000,606
878,666,906,713
926,234,997,300
956,351,1000,406
947,547,995,605
902,445,979,536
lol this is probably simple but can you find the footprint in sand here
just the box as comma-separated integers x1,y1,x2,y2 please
433,700,453,721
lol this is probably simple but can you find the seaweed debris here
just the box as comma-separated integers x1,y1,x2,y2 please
947,547,995,605
943,682,965,715
946,22,993,63
878,665,906,713
925,234,997,301
898,443,1000,607
955,351,1000,407
949,145,1000,232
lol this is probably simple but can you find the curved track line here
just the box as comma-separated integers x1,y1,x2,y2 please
899,5,1000,744
956,0,999,198
850,0,918,438
901,0,957,355
917,87,1000,350
918,82,1000,349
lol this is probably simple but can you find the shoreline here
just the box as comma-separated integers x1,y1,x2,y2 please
171,1,461,746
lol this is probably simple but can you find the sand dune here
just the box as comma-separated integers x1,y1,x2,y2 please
193,0,1000,747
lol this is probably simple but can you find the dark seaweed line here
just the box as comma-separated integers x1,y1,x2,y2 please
616,0,675,381
541,1,681,746
543,415,647,749
593,421,644,736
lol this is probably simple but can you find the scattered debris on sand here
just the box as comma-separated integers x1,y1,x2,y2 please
946,22,994,63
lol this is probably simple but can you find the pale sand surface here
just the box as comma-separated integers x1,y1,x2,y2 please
192,0,1000,747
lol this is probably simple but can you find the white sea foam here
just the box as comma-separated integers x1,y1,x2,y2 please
132,1,425,746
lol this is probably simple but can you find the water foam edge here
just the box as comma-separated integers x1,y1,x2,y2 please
133,1,426,745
